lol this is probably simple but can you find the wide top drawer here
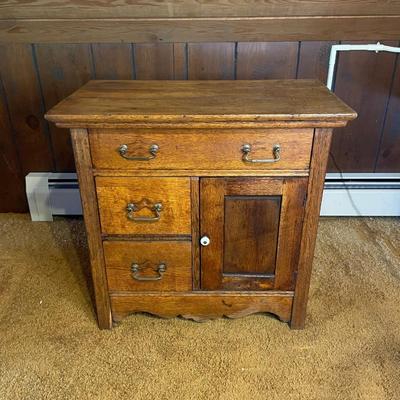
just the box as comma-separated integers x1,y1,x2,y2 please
89,129,313,171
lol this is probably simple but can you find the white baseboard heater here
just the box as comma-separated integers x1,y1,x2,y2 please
26,172,400,221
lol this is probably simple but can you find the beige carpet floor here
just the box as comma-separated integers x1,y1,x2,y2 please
0,214,399,400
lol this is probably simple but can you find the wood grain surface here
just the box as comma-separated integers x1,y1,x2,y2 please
96,177,191,235
0,44,54,175
61,80,354,329
190,178,201,290
134,44,175,80
1,39,387,217
35,44,93,171
375,58,400,172
188,43,235,80
110,291,294,323
0,82,26,212
92,43,133,80
223,196,281,275
104,241,192,292
93,169,309,178
236,42,298,79
200,177,307,291
4,0,400,19
2,17,400,43
291,129,333,329
329,40,398,172
89,129,314,171
70,129,112,329
45,80,357,126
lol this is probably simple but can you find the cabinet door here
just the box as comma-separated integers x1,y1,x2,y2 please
200,177,307,291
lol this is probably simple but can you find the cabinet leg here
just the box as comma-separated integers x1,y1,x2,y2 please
289,310,306,330
290,129,333,330
71,128,113,330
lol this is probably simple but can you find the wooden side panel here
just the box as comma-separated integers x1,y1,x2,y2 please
224,196,281,275
291,128,332,329
70,128,112,329
134,44,174,79
92,43,133,79
188,43,235,79
375,54,400,172
104,241,192,292
35,44,93,171
328,41,398,172
297,41,337,82
0,44,54,175
0,77,27,212
236,42,299,79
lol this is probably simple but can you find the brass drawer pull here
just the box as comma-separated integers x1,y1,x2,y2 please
131,261,167,281
118,143,159,161
126,198,163,222
241,144,281,163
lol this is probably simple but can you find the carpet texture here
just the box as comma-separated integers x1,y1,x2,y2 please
0,214,399,399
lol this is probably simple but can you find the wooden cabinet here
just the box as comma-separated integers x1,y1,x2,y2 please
45,80,356,329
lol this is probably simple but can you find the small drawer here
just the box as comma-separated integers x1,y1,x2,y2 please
104,241,192,292
89,128,313,171
96,177,191,235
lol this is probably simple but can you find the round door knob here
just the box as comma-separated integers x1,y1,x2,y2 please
200,236,210,246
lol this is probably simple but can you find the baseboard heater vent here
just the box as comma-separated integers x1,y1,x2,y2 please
26,172,400,221
26,173,82,221
321,173,400,217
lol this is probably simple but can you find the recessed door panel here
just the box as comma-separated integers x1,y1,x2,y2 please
200,177,307,291
224,196,281,276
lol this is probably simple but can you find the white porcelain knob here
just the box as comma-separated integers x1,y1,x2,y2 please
200,236,210,246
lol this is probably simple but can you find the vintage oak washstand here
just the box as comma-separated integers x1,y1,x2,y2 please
46,80,356,329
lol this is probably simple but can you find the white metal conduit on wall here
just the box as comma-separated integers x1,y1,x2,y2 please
25,43,400,220
326,42,400,90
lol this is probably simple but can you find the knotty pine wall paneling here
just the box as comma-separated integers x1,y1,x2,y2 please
0,44,54,175
375,54,400,172
0,75,27,212
236,42,299,79
92,43,134,80
1,40,400,212
134,44,175,79
188,43,235,79
297,41,338,82
35,44,94,171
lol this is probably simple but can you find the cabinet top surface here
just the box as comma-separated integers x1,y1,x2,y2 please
45,80,356,127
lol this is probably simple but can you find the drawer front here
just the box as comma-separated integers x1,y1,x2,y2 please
96,177,191,235
90,129,313,171
104,241,192,292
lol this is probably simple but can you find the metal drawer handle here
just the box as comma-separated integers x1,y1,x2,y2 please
126,198,163,222
118,144,159,161
241,144,281,163
131,261,167,281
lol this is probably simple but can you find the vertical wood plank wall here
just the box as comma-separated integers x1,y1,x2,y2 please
0,41,399,212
